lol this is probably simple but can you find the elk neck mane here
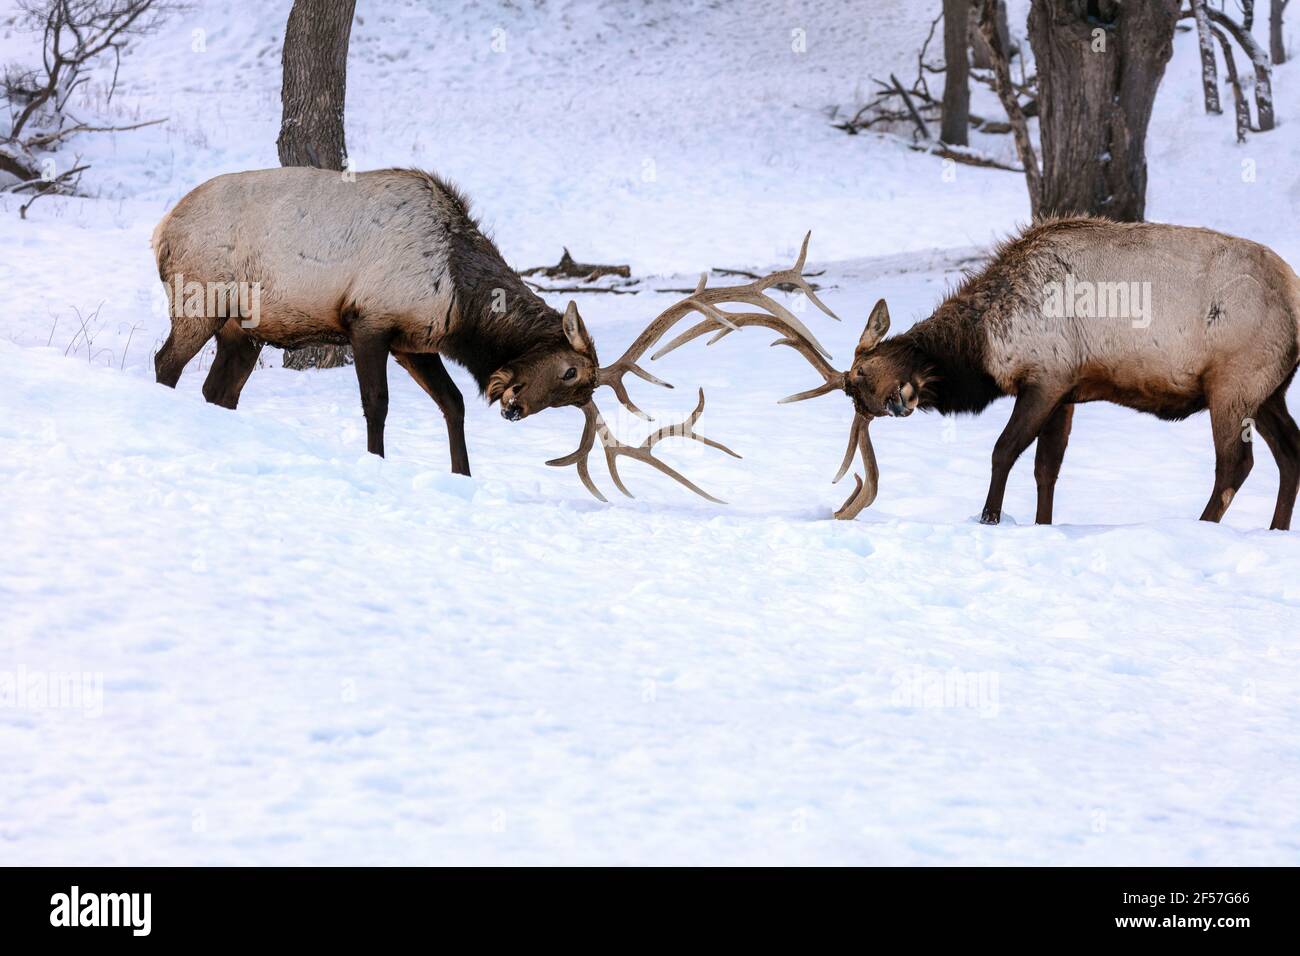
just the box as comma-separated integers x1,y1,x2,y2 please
882,218,1113,415
405,169,570,392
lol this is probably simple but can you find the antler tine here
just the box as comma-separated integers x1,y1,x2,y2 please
832,413,879,520
648,310,845,405
750,231,841,323
545,402,609,502
604,389,741,504
548,390,740,504
597,274,733,422
600,234,835,418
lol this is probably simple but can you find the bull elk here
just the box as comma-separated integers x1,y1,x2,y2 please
657,218,1300,530
151,166,827,502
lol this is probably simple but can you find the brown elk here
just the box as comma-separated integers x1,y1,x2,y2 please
655,218,1300,529
151,166,826,502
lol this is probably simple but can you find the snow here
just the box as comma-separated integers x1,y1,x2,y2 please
1,0,1299,865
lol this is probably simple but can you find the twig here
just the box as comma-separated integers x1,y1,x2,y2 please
889,73,930,140
23,116,166,150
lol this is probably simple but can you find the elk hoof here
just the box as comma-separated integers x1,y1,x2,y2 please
980,509,1001,525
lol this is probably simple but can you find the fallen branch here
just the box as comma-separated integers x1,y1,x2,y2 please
888,73,930,140
906,139,1021,171
713,266,826,281
520,248,631,281
18,162,88,218
523,280,639,295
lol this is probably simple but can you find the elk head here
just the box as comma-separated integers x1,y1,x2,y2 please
490,302,602,421
842,300,929,420
649,240,895,520
546,233,836,504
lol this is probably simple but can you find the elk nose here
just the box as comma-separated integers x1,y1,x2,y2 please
501,404,523,422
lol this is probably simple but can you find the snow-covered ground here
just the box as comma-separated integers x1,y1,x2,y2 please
1,1,1298,864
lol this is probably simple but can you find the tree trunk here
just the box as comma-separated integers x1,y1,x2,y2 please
1272,0,1289,66
278,0,357,371
1028,0,1181,222
941,0,972,145
977,0,1041,217
1192,0,1221,114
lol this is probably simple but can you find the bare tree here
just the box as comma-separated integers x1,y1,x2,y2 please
976,1,1041,216
1,0,173,214
1212,24,1251,143
940,0,972,145
1025,0,1181,222
1192,0,1221,114
278,0,357,370
1272,0,1290,65
1187,5,1275,131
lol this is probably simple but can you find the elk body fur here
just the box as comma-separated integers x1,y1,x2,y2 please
850,218,1300,528
151,167,603,473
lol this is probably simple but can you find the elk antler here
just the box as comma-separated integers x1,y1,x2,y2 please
550,233,834,504
655,307,877,518
831,413,879,520
547,389,740,503
645,243,883,520
597,231,840,420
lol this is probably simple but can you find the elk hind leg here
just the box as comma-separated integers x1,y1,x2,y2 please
1199,399,1255,523
155,316,221,388
202,321,263,410
1033,402,1074,525
1253,383,1299,530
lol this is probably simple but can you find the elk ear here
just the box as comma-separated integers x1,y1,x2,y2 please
562,300,593,355
486,367,514,404
857,298,891,354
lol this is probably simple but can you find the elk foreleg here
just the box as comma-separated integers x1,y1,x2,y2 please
394,352,470,476
1033,402,1074,525
981,386,1065,525
352,329,392,457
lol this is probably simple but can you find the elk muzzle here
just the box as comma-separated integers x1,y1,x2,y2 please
500,384,528,421
885,382,919,418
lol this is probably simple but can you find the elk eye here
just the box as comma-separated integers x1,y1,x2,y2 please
562,367,578,382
